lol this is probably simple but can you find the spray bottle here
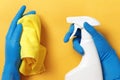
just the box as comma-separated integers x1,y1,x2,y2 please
65,16,103,80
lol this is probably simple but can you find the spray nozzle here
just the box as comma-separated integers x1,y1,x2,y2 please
66,16,100,39
67,16,100,28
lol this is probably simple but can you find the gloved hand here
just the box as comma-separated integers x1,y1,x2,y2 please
64,22,120,80
2,5,36,80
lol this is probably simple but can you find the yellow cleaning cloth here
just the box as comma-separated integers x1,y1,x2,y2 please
18,14,46,76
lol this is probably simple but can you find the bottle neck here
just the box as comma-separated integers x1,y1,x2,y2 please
81,28,92,40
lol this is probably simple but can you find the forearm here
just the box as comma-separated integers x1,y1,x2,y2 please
102,50,120,80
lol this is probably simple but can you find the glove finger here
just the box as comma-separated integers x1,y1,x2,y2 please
73,37,84,55
84,22,100,38
23,10,36,16
64,24,74,42
6,5,26,39
12,24,22,42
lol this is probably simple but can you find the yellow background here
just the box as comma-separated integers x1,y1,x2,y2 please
0,0,120,80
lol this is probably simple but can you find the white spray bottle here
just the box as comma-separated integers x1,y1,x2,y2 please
65,16,103,80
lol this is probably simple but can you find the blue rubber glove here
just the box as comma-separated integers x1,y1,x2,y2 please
2,5,36,80
64,22,120,80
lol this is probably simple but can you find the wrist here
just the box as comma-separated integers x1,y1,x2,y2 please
5,61,15,66
2,62,20,80
3,61,20,73
102,50,120,80
3,63,16,72
5,59,21,68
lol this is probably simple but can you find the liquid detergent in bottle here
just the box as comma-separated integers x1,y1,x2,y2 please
65,16,103,80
